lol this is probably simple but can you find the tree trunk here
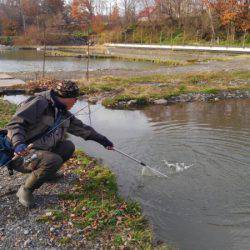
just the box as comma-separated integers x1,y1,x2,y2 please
19,0,26,34
242,29,247,48
206,4,215,41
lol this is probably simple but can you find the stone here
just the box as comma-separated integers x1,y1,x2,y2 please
88,97,98,104
127,100,137,106
117,101,127,108
24,239,32,247
24,230,29,235
0,74,14,79
45,212,53,216
153,99,168,105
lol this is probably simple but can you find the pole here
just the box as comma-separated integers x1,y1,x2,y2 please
86,30,90,81
42,22,46,78
113,148,168,178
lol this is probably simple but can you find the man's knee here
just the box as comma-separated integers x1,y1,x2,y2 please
63,140,75,155
34,151,63,178
44,152,63,166
53,140,75,162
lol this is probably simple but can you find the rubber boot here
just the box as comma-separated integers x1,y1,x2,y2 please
16,186,34,208
16,173,43,208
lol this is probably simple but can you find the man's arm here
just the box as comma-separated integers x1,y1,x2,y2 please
6,96,49,149
68,115,113,148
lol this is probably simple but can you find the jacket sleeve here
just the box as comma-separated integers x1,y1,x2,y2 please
6,96,49,147
67,115,99,140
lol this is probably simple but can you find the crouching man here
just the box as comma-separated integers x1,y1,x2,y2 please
6,80,114,208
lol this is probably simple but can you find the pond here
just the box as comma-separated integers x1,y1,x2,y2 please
4,95,250,250
0,49,159,73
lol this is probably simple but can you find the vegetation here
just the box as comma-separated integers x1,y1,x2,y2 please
0,1,249,46
45,48,190,66
37,151,169,249
0,99,16,128
18,70,250,108
76,70,250,107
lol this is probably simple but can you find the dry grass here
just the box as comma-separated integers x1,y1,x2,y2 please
77,70,250,106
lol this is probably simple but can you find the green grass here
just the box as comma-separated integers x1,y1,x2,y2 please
201,88,219,94
77,70,250,108
19,70,250,109
37,150,168,248
0,99,17,128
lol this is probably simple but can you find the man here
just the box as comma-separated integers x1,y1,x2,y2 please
6,80,114,208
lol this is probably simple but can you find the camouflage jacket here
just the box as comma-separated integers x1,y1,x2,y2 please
6,90,100,151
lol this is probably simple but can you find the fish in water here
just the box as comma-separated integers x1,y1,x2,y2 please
163,160,193,173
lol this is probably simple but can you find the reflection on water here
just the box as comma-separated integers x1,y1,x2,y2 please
4,95,250,250
0,50,157,73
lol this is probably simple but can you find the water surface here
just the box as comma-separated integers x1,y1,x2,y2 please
0,50,158,73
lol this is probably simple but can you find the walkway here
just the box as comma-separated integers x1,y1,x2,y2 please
0,74,25,87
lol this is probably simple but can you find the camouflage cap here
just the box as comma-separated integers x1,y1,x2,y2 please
54,80,80,98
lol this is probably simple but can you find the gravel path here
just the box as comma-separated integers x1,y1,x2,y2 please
0,164,98,249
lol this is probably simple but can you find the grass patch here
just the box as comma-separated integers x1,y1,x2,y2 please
12,70,250,109
59,237,72,245
45,48,189,66
37,150,166,248
0,99,17,128
77,70,250,108
13,70,250,108
202,88,219,94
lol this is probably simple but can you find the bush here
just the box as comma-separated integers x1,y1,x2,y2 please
0,36,13,45
14,32,89,46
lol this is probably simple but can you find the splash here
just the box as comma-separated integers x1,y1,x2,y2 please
163,160,193,173
141,166,168,178
141,161,192,177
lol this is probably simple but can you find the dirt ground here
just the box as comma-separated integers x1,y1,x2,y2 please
0,165,98,249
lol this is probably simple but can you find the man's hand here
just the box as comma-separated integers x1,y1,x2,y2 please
106,146,114,150
14,144,28,156
97,135,113,149
87,133,114,149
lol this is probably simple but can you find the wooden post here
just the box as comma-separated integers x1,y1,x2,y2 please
242,29,247,48
42,22,46,78
88,103,92,125
86,33,90,81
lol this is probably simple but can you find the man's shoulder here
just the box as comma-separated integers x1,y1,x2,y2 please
15,95,51,118
22,95,49,108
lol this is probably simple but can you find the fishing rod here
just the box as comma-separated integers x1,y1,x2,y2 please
113,148,168,178
46,104,89,134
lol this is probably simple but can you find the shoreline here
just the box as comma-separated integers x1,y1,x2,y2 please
3,70,248,109
0,99,168,249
